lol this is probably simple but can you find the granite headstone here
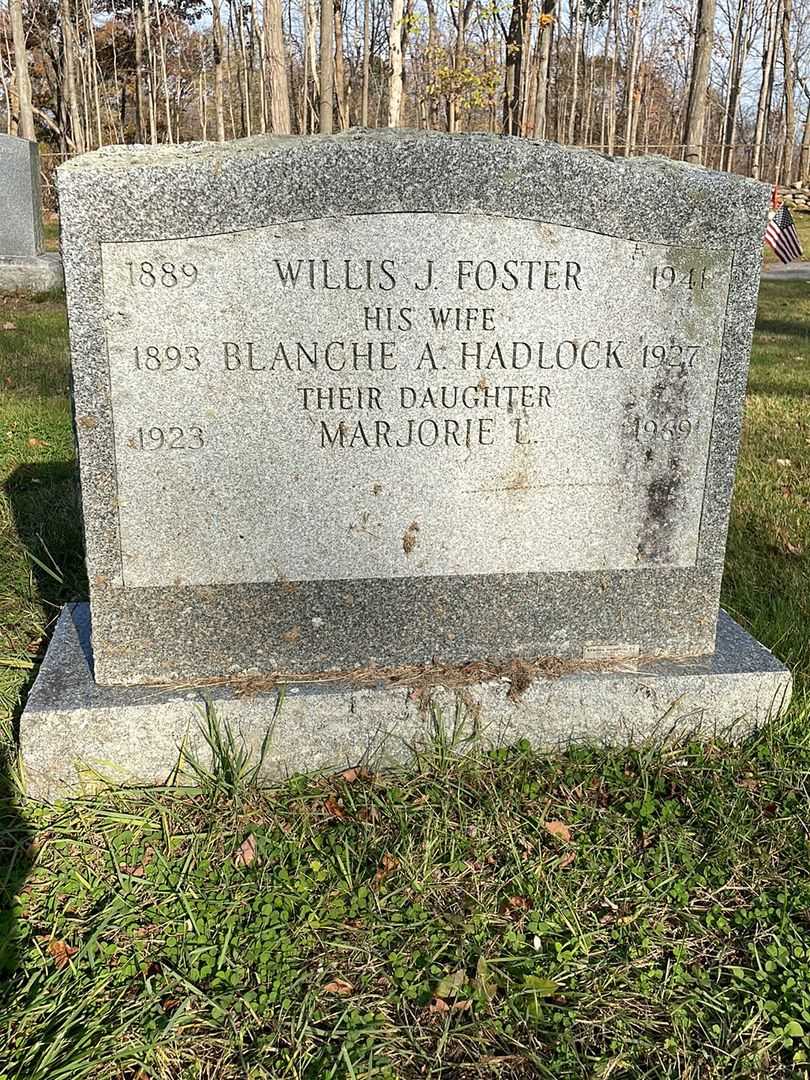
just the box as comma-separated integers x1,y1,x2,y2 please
21,131,792,795
0,133,63,294
0,133,43,258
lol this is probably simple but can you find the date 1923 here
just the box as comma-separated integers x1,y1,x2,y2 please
131,426,205,450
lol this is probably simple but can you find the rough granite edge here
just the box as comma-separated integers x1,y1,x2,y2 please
21,604,793,801
56,129,767,198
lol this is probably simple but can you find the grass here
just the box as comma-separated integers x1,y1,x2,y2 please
0,278,808,1077
42,218,60,253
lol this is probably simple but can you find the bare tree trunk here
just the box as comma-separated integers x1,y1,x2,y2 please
60,0,85,151
212,0,226,140
333,0,349,127
361,0,370,125
566,0,581,143
154,0,173,141
134,4,147,142
502,0,529,135
752,0,779,179
799,92,810,179
607,0,618,153
265,0,291,131
624,0,643,155
305,0,320,131
10,0,35,139
780,0,795,183
683,0,716,163
517,0,533,134
719,0,747,171
142,0,158,142
387,0,404,126
448,1,465,132
424,0,440,129
532,0,554,139
319,0,334,132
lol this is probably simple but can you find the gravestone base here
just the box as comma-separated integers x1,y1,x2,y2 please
22,603,792,801
0,254,64,295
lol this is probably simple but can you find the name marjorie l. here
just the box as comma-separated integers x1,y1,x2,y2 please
271,257,583,293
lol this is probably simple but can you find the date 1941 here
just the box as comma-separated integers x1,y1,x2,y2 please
131,426,205,450
651,265,707,290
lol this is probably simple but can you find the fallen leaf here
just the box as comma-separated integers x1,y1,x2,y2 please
161,997,180,1013
544,820,571,843
2,321,16,330
373,852,399,885
323,978,353,995
323,797,347,819
559,850,576,868
430,996,471,1013
339,766,372,783
46,938,78,968
435,968,468,999
27,437,48,448
785,540,804,556
122,846,155,877
233,833,257,868
738,777,760,791
474,956,499,1000
776,458,792,467
500,894,531,916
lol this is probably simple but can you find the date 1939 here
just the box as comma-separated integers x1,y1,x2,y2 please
131,426,205,450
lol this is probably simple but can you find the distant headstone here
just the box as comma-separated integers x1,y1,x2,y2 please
0,133,44,258
22,132,792,795
0,133,63,294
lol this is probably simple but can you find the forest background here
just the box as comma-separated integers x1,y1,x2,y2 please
1,0,809,208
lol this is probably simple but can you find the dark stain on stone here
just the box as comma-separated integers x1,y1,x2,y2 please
637,466,683,563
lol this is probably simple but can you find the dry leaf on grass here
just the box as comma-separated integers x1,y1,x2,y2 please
430,997,471,1013
323,797,347,819
500,895,531,916
2,322,16,330
122,846,155,877
323,978,353,995
373,852,399,885
233,833,258,868
27,437,49,448
45,938,78,968
558,850,577,868
339,766,373,783
544,820,572,842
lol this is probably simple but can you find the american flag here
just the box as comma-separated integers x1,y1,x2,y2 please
765,205,804,264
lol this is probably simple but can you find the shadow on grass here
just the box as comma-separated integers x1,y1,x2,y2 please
5,460,87,635
724,507,810,693
1,461,86,987
753,317,810,339
746,379,809,399
0,751,34,991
